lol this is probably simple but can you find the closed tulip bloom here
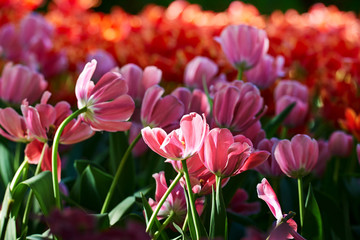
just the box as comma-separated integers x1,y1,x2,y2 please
198,128,270,177
255,138,283,177
275,96,308,127
75,59,135,132
171,87,210,117
0,62,47,104
257,178,299,239
241,120,266,148
141,85,184,129
215,24,269,70
245,54,285,89
329,130,353,157
213,81,265,132
184,56,219,90
141,112,208,161
85,50,116,81
228,188,260,216
274,80,309,103
313,139,331,177
0,107,30,142
118,63,162,104
274,134,318,178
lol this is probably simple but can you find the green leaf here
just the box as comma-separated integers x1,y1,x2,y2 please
0,142,14,188
70,165,113,212
92,213,110,230
303,184,323,240
0,186,15,239
74,159,105,175
108,196,135,225
140,193,168,240
264,102,296,138
12,171,55,216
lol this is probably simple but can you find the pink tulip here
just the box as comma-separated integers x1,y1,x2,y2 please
313,139,331,177
241,120,266,148
141,112,208,161
213,81,265,132
0,62,47,104
149,171,203,225
186,172,229,196
0,24,22,61
274,80,309,103
255,138,283,177
167,153,209,178
0,107,29,143
75,59,135,132
171,87,210,117
275,96,308,127
228,189,260,216
85,50,116,80
245,54,285,89
215,24,269,70
257,178,299,239
274,134,318,178
328,130,353,158
184,56,219,89
141,85,184,129
198,128,270,177
118,63,162,103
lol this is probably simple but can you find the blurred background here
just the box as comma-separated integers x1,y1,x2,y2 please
93,0,360,14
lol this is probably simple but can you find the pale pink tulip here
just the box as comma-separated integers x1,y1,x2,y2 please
198,128,270,177
329,130,353,157
75,59,135,132
275,96,308,127
215,24,269,70
184,56,219,89
141,85,184,129
171,87,210,117
141,112,208,161
245,54,285,89
213,81,265,132
257,178,299,239
228,189,260,216
255,138,283,177
274,134,318,178
0,107,30,142
118,63,162,103
0,62,47,104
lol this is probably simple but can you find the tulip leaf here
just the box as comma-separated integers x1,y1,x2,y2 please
140,192,168,240
108,196,135,225
0,186,15,240
264,102,296,138
12,171,55,216
70,165,113,212
92,213,110,230
0,142,13,189
303,184,322,239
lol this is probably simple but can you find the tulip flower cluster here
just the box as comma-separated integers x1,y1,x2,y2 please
0,1,359,240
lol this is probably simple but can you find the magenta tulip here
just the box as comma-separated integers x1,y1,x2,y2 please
328,130,353,158
184,56,219,89
275,96,308,127
75,59,135,132
85,49,116,81
228,189,260,216
255,138,283,177
274,134,318,178
171,87,210,117
215,24,269,70
313,139,331,177
274,80,309,103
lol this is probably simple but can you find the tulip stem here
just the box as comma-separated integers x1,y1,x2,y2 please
14,142,22,170
153,210,175,240
10,158,28,191
297,177,304,231
101,132,142,214
51,106,87,209
146,171,183,232
181,159,200,240
202,75,213,115
237,66,244,80
21,143,47,236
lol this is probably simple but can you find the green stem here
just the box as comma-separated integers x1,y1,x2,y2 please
21,144,47,235
182,213,189,232
10,159,28,191
333,157,340,184
51,107,87,209
297,177,304,231
237,66,244,80
182,159,200,240
153,211,176,240
202,75,213,116
146,171,183,232
101,132,142,214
